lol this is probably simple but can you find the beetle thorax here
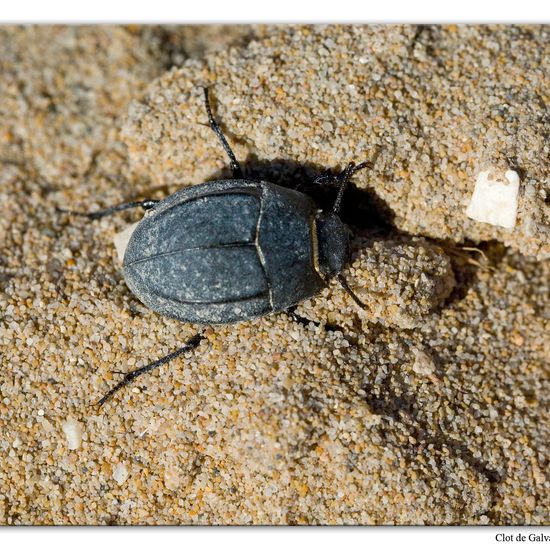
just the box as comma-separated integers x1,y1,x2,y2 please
314,212,350,278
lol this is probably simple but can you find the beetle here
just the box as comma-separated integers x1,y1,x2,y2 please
59,88,371,406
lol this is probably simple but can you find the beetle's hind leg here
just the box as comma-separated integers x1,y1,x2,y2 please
97,332,205,407
285,305,344,333
57,199,159,220
285,305,319,328
202,87,243,179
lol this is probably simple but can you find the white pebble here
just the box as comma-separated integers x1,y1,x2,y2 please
113,463,129,485
164,468,180,491
412,349,435,376
465,169,520,229
62,417,83,450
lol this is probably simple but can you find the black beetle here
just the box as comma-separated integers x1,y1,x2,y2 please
60,88,371,406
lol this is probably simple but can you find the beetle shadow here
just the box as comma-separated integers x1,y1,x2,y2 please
206,154,398,238
426,237,508,311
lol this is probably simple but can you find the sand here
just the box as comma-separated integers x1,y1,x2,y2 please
0,24,548,525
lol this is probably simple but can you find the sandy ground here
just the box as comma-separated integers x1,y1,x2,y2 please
0,24,548,525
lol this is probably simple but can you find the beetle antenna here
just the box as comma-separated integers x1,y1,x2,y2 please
96,332,204,407
337,273,367,310
56,199,159,220
332,161,372,215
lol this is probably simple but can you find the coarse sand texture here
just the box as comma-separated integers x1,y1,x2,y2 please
0,25,549,525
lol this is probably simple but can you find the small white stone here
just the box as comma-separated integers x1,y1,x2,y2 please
113,463,129,485
37,409,45,416
465,169,520,229
164,468,180,491
62,417,83,450
113,221,140,264
412,349,435,376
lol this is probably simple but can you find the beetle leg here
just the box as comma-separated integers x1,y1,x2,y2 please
202,87,243,178
337,273,368,310
57,199,159,220
285,305,319,328
285,306,345,333
96,332,205,407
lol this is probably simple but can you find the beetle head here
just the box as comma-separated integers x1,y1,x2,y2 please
315,212,350,278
